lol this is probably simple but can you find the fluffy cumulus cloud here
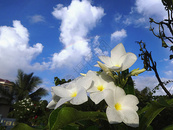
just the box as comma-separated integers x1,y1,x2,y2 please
51,0,105,69
135,0,167,20
0,20,48,80
111,29,127,41
120,0,167,27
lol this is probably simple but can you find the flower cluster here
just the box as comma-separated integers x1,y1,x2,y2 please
9,98,49,126
47,43,141,127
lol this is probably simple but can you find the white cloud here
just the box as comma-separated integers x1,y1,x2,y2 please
29,15,45,23
134,76,173,96
0,20,48,81
135,0,166,20
111,29,127,41
120,0,167,28
123,18,132,26
93,35,108,56
114,13,122,22
51,0,105,69
165,70,173,76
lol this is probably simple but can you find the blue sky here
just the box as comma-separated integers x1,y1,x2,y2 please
0,0,173,101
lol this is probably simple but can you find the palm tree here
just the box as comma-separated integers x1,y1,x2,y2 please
0,69,48,104
13,69,48,102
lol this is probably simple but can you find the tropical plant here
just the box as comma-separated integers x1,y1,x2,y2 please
0,69,48,115
13,69,48,102
8,98,51,127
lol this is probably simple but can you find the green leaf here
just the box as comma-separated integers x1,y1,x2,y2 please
85,125,99,130
124,76,135,95
11,123,38,130
138,99,173,130
48,107,61,130
49,107,107,130
163,124,173,130
157,97,171,107
170,55,173,60
137,104,150,115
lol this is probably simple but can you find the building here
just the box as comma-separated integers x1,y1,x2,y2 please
0,78,13,118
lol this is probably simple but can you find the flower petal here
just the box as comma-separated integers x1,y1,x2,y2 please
76,71,94,90
121,95,139,111
104,89,115,108
55,97,72,109
97,61,114,79
111,43,126,64
94,64,100,67
52,86,71,97
99,72,114,83
109,66,121,71
121,108,139,127
47,100,56,109
98,56,113,67
87,82,99,92
90,91,104,104
106,107,122,124
114,87,126,101
119,52,137,71
70,87,88,105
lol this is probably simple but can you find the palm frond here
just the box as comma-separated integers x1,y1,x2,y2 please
29,87,48,101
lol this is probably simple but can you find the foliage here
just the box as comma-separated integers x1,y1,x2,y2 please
10,1,173,129
54,77,72,86
135,87,153,109
0,69,48,106
14,69,48,102
8,98,51,127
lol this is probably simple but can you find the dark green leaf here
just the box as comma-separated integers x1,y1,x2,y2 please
139,98,173,130
124,77,135,95
139,101,165,129
48,108,61,130
49,107,107,130
157,97,170,107
11,123,38,130
163,124,173,130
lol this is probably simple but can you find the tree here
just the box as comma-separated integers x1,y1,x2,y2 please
0,69,48,104
150,0,173,59
13,69,48,102
137,41,172,98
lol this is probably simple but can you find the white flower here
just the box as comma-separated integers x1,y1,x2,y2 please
71,70,94,90
47,74,92,109
96,43,137,72
87,71,115,104
46,89,61,109
105,87,139,127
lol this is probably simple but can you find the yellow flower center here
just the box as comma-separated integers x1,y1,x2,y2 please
115,103,122,110
71,91,77,97
97,85,104,91
115,64,120,67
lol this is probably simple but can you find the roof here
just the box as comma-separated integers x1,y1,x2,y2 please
0,78,13,85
